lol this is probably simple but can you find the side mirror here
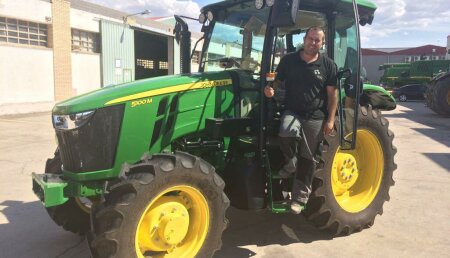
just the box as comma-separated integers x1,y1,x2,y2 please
338,69,362,99
270,0,300,27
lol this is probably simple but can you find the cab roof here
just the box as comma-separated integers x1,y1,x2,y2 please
201,0,377,24
202,0,376,11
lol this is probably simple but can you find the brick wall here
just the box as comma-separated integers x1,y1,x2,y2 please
51,0,74,101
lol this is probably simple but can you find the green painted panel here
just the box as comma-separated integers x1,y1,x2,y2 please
52,71,236,181
100,20,135,87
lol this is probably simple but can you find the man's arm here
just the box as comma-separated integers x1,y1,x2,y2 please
324,85,337,135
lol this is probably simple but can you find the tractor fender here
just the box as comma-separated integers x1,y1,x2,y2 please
360,84,397,111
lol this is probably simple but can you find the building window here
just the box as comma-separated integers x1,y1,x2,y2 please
0,17,48,47
137,59,154,69
159,61,169,70
71,29,99,53
404,56,411,62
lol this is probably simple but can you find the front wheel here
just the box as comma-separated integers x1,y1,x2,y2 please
304,105,397,235
398,94,407,102
88,152,229,258
45,150,94,235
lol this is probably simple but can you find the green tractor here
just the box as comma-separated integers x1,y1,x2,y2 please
379,60,450,90
32,0,397,257
378,63,412,89
426,71,450,116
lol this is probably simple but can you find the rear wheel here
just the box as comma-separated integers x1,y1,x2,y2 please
432,76,450,116
304,105,397,235
45,150,95,235
88,152,229,258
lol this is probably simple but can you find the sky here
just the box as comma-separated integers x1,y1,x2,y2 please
87,0,450,49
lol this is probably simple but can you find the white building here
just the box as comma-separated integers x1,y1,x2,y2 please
0,0,185,115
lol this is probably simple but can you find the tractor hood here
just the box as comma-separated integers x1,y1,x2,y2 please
53,72,230,114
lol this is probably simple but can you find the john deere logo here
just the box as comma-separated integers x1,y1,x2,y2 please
314,69,323,80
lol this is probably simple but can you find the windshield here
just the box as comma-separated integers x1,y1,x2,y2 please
201,5,270,73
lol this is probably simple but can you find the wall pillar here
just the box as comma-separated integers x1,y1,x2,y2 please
51,0,74,101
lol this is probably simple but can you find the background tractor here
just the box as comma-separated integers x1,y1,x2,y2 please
379,60,450,89
32,0,397,257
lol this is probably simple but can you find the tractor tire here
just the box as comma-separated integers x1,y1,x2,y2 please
45,150,92,235
88,152,229,258
431,76,450,116
430,87,441,114
425,82,438,112
304,105,397,235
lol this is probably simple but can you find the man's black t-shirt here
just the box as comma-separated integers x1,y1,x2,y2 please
276,51,337,120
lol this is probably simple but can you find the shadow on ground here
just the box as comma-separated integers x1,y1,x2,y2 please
383,102,450,171
0,200,87,258
0,200,334,258
383,102,450,147
215,207,335,257
422,153,450,173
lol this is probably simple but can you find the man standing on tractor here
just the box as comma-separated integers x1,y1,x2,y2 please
264,26,338,214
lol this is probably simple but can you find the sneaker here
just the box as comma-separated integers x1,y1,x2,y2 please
290,201,305,214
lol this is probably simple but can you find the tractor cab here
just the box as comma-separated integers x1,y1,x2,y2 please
195,0,377,144
190,0,375,211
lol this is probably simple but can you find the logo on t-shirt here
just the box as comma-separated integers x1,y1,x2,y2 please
314,69,324,81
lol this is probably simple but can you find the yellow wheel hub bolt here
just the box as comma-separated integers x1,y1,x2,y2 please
158,213,189,245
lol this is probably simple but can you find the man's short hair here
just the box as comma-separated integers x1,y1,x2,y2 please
305,26,325,40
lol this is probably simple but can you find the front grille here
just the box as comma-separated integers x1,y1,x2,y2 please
56,105,124,173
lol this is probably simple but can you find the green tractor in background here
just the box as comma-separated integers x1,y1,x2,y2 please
379,60,450,90
378,63,412,89
32,0,397,257
378,59,450,116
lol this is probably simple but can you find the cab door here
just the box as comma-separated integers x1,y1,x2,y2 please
333,0,362,149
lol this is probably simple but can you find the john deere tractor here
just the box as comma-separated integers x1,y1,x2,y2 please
32,0,397,257
379,60,450,90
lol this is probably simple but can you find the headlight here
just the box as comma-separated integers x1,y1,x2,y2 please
53,110,95,130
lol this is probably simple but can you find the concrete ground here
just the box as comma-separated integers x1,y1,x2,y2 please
0,101,449,258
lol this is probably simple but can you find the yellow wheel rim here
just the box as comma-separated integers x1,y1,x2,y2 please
331,129,384,213
135,185,209,258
